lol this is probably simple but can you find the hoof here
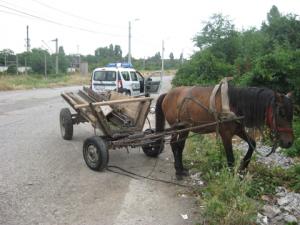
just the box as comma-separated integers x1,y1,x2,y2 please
175,168,189,180
176,174,184,180
181,168,190,176
238,169,248,179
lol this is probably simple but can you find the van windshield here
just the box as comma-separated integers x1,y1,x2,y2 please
94,71,116,81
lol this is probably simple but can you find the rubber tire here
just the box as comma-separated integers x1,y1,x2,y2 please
83,136,109,171
142,129,164,157
60,108,73,140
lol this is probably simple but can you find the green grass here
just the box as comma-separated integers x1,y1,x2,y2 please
282,116,300,157
184,133,300,225
184,135,257,225
0,73,90,91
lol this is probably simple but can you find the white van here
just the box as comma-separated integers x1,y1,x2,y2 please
91,63,160,96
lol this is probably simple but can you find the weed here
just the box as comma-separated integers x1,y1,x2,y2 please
247,163,289,198
184,134,258,225
184,132,300,224
0,74,89,90
202,168,258,225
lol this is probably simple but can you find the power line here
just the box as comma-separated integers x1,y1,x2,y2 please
30,0,122,28
0,3,125,37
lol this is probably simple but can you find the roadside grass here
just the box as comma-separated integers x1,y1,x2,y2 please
282,116,300,157
184,135,258,225
0,73,90,91
184,134,300,225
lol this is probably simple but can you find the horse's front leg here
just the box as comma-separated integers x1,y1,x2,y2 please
236,126,256,171
170,132,189,180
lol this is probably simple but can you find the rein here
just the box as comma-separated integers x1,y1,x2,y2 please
264,105,293,157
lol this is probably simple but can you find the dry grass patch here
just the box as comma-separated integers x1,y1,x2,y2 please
0,74,90,91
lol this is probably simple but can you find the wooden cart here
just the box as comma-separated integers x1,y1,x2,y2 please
60,87,163,171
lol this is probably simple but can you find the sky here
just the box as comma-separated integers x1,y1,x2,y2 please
0,0,299,59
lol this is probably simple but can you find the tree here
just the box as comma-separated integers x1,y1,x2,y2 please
262,5,300,50
267,5,281,24
95,44,123,66
174,5,300,106
194,14,235,50
169,52,174,61
0,49,14,65
29,48,53,74
58,46,69,73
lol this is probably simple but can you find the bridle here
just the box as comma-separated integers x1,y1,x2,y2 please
265,104,293,156
266,105,293,135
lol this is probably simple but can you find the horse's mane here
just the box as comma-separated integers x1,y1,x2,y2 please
228,86,275,128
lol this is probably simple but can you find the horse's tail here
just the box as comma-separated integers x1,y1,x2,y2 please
155,93,167,132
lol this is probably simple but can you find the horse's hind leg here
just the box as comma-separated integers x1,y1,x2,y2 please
236,126,256,170
170,131,189,180
219,129,235,169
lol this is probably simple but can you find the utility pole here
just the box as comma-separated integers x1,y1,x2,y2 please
26,25,30,52
4,54,6,75
25,25,30,75
77,44,81,71
16,55,18,75
52,38,58,74
128,19,139,65
161,40,165,82
44,52,47,79
128,21,131,65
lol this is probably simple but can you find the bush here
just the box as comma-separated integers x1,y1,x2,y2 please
7,65,17,74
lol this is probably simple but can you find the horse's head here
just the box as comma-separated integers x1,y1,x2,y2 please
267,92,294,148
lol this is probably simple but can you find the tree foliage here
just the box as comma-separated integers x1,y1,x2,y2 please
173,6,300,103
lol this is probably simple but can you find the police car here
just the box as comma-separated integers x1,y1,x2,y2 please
91,63,160,96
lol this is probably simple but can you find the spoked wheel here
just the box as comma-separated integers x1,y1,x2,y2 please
83,136,109,171
142,129,164,157
60,108,73,140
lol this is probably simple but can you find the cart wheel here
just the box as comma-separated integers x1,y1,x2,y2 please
60,108,73,140
142,129,164,157
83,136,108,171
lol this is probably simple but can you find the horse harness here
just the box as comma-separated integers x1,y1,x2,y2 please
176,77,238,126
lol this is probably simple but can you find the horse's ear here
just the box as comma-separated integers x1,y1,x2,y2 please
286,92,293,99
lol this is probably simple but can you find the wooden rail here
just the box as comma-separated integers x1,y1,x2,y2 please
73,97,153,109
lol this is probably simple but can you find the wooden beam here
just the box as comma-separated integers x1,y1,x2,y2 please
74,97,153,109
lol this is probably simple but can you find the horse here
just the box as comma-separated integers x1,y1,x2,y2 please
155,85,294,180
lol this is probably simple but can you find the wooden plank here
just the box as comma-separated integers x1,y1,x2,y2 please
74,97,153,109
61,92,78,106
89,103,112,137
135,100,151,130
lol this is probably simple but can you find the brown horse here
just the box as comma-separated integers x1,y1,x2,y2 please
155,85,294,179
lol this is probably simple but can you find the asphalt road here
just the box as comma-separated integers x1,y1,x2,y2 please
0,76,198,225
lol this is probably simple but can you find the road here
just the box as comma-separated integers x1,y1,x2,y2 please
0,76,198,225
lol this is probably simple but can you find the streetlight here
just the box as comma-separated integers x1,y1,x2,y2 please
128,18,139,65
52,38,58,74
